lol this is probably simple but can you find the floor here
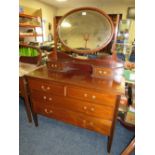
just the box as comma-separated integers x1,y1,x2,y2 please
19,98,135,155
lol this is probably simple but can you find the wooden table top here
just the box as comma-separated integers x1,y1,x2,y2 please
26,66,125,95
19,62,43,77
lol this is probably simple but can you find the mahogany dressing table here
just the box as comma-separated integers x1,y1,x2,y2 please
25,7,125,153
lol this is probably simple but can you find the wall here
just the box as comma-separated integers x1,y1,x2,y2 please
20,0,57,41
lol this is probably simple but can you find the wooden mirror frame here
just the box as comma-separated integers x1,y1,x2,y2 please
56,7,115,54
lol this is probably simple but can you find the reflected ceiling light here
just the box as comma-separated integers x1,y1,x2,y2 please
82,12,87,16
61,21,71,28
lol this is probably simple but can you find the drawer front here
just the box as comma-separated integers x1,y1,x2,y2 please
34,103,112,136
67,86,117,107
31,91,115,121
28,78,64,96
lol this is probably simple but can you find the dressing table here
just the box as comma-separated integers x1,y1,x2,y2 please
25,7,125,153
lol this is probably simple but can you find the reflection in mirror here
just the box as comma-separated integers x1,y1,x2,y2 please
58,8,114,54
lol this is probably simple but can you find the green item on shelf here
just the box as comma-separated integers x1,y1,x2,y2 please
123,69,135,82
19,47,38,57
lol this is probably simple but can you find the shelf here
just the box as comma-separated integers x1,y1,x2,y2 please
19,23,41,28
19,34,43,38
19,13,40,19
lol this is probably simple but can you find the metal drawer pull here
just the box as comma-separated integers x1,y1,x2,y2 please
84,93,88,97
44,108,53,114
90,107,95,111
89,122,94,126
92,95,96,99
99,70,103,74
41,85,50,91
43,96,47,100
49,97,52,101
83,120,86,123
83,106,87,110
41,85,44,89
47,87,50,90
103,71,107,74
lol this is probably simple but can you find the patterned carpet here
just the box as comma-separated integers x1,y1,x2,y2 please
19,98,135,155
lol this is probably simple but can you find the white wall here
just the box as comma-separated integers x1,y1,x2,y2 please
20,0,57,41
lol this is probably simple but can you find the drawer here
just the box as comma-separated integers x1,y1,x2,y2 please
34,103,112,136
28,78,64,96
67,86,117,107
31,91,114,120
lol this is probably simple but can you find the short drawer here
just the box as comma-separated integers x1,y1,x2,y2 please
31,91,114,120
28,78,64,96
67,86,117,107
34,103,112,136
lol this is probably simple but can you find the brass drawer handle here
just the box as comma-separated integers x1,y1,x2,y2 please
83,106,87,110
84,93,88,97
44,108,53,114
49,97,52,101
89,122,94,126
43,96,47,100
103,71,107,74
41,85,50,91
99,70,103,74
47,86,50,90
83,120,86,123
90,107,95,112
92,95,96,99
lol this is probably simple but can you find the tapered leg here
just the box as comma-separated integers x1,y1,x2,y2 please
20,77,32,123
107,136,113,153
23,97,32,122
32,113,38,127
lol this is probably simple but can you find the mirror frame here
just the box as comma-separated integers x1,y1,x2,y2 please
57,7,114,54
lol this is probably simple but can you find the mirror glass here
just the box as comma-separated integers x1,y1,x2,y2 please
58,8,114,54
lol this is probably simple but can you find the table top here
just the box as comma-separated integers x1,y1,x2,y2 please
19,62,43,77
26,66,125,95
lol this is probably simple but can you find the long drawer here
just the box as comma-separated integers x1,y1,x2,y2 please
28,78,65,96
33,103,112,136
31,91,115,120
67,86,117,107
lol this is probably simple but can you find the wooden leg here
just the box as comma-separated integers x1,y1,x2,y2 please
20,77,32,123
32,113,38,127
107,135,113,153
23,97,32,123
121,137,135,155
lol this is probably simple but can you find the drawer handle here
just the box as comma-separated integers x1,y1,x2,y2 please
49,97,52,101
103,71,107,74
90,107,95,111
99,70,103,74
84,93,88,97
83,106,87,110
41,85,50,91
44,108,53,114
89,122,94,126
43,96,47,100
47,87,50,90
83,120,86,123
92,95,96,99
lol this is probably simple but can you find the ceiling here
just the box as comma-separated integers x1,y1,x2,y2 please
38,0,135,8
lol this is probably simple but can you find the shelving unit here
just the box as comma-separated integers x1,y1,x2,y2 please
19,12,44,43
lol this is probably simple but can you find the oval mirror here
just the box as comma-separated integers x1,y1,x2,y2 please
58,7,114,54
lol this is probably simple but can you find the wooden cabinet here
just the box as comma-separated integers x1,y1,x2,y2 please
26,66,124,153
19,13,43,43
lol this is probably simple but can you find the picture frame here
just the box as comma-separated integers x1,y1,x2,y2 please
127,7,135,19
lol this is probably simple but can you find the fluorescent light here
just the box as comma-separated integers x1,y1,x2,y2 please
61,21,71,28
82,12,86,16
